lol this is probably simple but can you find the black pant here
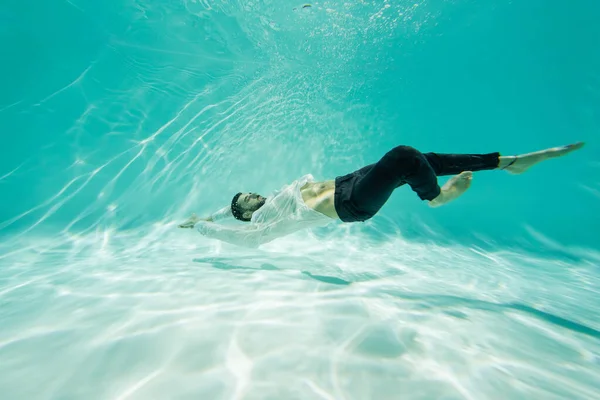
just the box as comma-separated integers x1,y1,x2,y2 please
334,146,500,222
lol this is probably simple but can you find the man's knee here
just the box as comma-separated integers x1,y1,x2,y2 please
387,145,421,158
383,145,423,171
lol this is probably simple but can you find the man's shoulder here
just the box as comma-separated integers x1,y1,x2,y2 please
292,173,316,186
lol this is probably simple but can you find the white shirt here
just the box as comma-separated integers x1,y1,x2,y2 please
195,174,335,248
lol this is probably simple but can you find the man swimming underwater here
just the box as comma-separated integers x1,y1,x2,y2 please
179,143,584,248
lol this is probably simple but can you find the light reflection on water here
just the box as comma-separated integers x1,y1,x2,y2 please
1,227,599,399
1,0,599,398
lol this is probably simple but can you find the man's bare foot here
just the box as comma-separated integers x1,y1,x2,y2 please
500,142,585,175
178,213,199,229
429,171,473,207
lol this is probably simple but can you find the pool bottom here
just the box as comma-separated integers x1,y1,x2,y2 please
0,227,598,399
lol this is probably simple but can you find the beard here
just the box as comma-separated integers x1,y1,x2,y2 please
256,197,267,209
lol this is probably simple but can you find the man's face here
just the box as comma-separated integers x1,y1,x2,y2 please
238,193,266,212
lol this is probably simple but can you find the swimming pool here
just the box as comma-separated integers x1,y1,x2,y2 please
1,1,599,398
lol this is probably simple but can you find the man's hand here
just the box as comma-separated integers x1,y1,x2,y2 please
178,213,210,229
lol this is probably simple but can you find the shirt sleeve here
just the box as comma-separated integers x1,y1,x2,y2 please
209,206,233,222
195,221,276,248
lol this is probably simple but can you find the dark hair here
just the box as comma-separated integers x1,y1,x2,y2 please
231,192,251,222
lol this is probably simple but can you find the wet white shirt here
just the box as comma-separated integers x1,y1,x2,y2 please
195,174,335,248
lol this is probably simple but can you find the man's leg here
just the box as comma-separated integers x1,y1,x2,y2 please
423,152,500,176
496,142,584,174
349,145,481,216
348,142,585,213
426,142,585,206
419,142,585,177
421,151,500,207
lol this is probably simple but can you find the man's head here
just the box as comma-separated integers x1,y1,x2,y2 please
231,192,267,222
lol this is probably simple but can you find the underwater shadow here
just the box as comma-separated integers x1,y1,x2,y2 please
192,259,598,339
381,290,600,340
193,257,351,286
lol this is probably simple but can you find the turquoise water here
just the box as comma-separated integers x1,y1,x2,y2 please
1,0,599,398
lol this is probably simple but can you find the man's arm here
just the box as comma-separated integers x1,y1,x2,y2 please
178,206,232,228
206,206,232,222
195,221,275,248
